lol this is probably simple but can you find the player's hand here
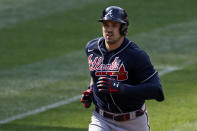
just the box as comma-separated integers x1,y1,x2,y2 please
81,89,93,108
96,75,120,93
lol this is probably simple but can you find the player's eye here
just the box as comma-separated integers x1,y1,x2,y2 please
103,23,108,28
112,23,119,28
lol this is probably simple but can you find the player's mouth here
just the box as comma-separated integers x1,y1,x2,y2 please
106,33,113,39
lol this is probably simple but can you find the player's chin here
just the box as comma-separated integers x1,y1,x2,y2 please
105,38,116,44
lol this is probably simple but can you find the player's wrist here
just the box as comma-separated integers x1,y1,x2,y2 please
81,87,93,108
96,76,123,94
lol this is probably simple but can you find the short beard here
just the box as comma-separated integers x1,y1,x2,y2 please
105,35,122,45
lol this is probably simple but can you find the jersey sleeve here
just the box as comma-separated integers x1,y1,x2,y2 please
120,50,164,101
120,72,164,101
85,41,90,56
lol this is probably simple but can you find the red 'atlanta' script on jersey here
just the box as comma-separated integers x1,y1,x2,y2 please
88,54,128,81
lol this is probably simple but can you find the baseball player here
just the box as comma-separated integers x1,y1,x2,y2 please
81,6,164,131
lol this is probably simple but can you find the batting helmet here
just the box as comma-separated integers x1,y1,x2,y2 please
99,6,129,36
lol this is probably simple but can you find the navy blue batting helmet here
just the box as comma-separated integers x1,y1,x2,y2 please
99,6,129,36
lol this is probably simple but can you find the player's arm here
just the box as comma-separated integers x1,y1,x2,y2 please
97,73,164,101
96,51,164,102
119,73,164,101
81,77,93,108
124,50,164,101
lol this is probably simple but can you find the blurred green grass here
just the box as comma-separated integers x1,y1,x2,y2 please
147,63,197,131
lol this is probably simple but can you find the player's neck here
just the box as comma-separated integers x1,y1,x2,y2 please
105,37,124,51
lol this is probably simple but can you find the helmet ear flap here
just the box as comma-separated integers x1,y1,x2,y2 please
120,23,128,36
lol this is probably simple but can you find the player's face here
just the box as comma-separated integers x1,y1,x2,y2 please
102,20,123,45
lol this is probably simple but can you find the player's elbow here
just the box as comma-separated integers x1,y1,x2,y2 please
155,85,164,102
152,76,165,102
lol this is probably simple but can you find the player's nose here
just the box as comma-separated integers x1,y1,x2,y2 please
105,26,113,32
108,26,114,32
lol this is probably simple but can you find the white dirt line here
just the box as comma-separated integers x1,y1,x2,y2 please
159,66,181,76
0,66,180,125
0,95,81,125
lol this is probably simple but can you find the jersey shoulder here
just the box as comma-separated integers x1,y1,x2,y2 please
85,37,104,55
127,41,147,57
126,40,155,82
125,40,152,66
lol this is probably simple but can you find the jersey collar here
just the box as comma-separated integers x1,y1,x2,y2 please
98,37,131,55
